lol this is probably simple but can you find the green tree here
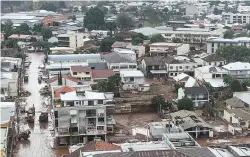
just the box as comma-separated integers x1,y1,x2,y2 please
41,28,53,40
108,75,121,88
97,80,109,92
172,38,182,43
213,7,222,15
81,5,88,13
150,34,165,43
151,95,166,112
177,98,194,111
2,20,13,39
14,52,26,59
5,39,18,48
99,38,115,52
230,80,242,92
84,7,105,31
40,2,57,12
105,22,117,38
217,45,250,62
246,24,250,30
14,23,31,34
223,74,234,85
59,1,66,8
33,23,43,33
223,30,234,39
116,14,134,31
131,33,148,45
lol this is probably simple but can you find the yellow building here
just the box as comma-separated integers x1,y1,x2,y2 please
70,66,92,80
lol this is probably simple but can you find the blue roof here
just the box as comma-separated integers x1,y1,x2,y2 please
48,54,101,62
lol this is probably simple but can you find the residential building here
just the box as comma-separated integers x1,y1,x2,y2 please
66,140,121,157
233,91,250,107
111,41,131,49
1,102,15,157
52,90,115,146
223,108,250,135
57,32,88,50
201,54,226,66
173,73,198,88
126,45,145,58
91,69,114,82
70,66,92,81
149,121,183,140
162,132,201,149
225,97,248,109
238,5,250,12
120,70,150,91
149,43,190,56
185,5,199,16
165,56,199,77
141,56,167,78
194,66,229,88
103,53,137,74
1,72,18,99
178,87,209,107
8,34,43,42
46,54,101,74
50,47,74,54
206,37,250,54
1,57,22,72
113,48,136,61
46,74,80,86
222,12,250,24
223,62,250,79
170,110,213,138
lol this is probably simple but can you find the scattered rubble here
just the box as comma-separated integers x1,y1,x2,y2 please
39,86,51,96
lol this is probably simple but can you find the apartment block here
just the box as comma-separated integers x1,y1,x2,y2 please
52,90,114,146
58,32,88,50
222,12,250,24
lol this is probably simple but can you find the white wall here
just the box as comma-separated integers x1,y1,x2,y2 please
223,110,239,124
177,44,190,55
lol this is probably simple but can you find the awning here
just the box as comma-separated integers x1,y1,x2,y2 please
150,70,167,74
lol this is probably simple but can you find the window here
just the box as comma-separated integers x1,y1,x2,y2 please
88,101,94,106
86,72,90,75
175,73,177,76
129,77,134,81
214,62,217,66
209,63,211,65
170,73,173,76
170,66,173,69
98,100,103,104
185,66,189,69
179,66,182,69
73,72,77,75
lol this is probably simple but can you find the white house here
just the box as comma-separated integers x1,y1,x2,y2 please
103,53,137,74
1,72,18,98
195,66,229,88
113,48,136,61
178,87,209,107
57,32,89,50
206,37,250,54
120,70,150,91
201,54,227,66
165,56,199,77
126,45,145,58
223,62,250,79
149,43,190,56
223,108,250,135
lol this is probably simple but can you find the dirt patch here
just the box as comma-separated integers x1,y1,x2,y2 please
114,113,161,135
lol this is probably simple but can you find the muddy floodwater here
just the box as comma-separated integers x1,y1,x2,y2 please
14,53,68,157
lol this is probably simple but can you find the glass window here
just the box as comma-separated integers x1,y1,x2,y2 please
170,66,173,69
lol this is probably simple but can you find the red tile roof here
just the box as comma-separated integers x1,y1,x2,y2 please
71,66,91,72
91,69,114,79
54,86,75,98
45,73,78,84
82,141,120,151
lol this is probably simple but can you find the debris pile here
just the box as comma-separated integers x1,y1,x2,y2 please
20,90,31,97
39,86,51,96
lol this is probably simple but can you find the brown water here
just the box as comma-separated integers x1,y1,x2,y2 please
14,53,68,157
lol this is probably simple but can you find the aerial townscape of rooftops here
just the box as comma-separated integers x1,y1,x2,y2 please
1,0,250,157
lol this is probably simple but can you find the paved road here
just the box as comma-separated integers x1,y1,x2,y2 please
15,53,68,157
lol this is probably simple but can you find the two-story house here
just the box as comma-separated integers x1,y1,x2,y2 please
149,43,190,56
103,52,137,75
141,56,167,77
223,62,250,79
113,48,136,61
126,45,146,58
120,70,150,91
70,66,92,81
1,72,18,99
178,87,209,107
165,56,199,77
201,54,226,66
53,90,110,146
195,66,229,88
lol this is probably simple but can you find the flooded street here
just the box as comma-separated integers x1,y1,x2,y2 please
14,53,68,157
